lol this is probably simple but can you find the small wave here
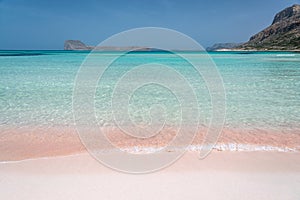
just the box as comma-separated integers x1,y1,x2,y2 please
211,144,298,152
275,54,296,57
120,144,299,153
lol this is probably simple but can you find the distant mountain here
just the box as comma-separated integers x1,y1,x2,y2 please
240,4,300,50
206,43,242,51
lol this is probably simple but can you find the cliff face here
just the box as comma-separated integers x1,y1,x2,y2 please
64,40,92,50
241,4,300,50
272,4,300,24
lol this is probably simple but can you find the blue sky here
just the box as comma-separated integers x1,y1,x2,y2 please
0,0,299,49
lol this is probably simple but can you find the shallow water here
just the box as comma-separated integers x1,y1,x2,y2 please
1,51,299,130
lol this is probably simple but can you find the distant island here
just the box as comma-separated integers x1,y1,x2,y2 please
64,40,159,51
206,43,242,51
65,4,300,51
64,40,93,50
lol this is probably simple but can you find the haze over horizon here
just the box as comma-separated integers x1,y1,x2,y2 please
0,0,299,50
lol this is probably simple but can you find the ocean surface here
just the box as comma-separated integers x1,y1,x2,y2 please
0,50,300,157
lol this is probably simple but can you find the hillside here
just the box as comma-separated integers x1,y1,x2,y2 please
240,4,300,50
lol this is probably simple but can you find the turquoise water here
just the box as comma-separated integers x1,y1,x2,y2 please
0,50,300,131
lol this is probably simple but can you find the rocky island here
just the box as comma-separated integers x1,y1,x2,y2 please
64,40,93,50
64,40,158,51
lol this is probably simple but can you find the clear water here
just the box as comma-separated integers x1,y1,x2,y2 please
0,50,300,131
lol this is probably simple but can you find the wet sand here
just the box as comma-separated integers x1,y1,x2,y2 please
0,125,299,161
0,152,299,200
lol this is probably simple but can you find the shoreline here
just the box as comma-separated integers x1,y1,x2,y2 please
1,151,300,172
212,49,300,52
1,125,299,161
0,148,298,165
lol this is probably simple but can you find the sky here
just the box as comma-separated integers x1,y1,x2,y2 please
0,0,299,50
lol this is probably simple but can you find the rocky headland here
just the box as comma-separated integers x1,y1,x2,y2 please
207,4,300,51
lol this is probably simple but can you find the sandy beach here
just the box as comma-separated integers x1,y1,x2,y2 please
1,126,299,199
0,151,299,200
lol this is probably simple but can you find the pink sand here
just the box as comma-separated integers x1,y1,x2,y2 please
0,152,299,200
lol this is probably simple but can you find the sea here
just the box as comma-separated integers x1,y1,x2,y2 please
0,50,299,160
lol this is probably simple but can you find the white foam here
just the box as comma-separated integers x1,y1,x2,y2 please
120,144,299,153
276,54,296,57
191,144,299,152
